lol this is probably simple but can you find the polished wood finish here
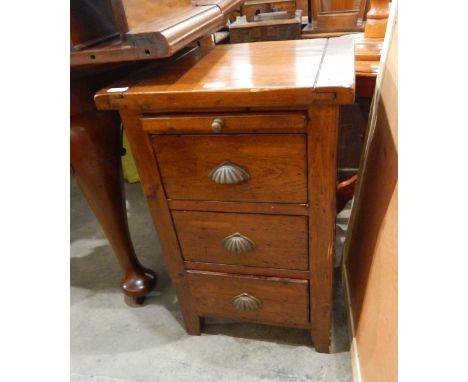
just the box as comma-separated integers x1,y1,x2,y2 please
354,0,391,96
142,112,306,134
70,0,243,66
152,134,307,203
173,211,308,269
96,38,355,352
95,38,355,110
69,0,244,302
125,5,224,55
119,110,203,334
196,0,243,15
70,110,156,301
364,0,389,38
70,39,198,67
118,0,243,55
71,62,158,303
187,271,310,328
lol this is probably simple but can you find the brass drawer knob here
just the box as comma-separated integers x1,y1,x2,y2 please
222,233,256,254
232,293,262,312
211,118,224,132
208,161,250,185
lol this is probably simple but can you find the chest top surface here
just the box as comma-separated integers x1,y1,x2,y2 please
95,36,355,111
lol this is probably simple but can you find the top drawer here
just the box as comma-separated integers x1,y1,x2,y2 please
152,134,307,203
141,112,307,134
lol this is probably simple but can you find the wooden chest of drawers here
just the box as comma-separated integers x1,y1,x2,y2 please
95,37,355,353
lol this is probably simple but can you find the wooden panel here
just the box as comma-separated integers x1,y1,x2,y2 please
120,0,193,30
95,38,356,111
173,211,308,270
71,41,198,67
152,134,307,203
71,0,244,65
307,105,338,353
315,36,355,103
344,5,397,381
187,271,310,327
120,110,202,335
141,112,306,134
126,5,224,56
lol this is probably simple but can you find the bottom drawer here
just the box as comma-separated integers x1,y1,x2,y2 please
187,271,309,328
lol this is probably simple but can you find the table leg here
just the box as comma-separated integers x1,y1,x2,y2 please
70,110,156,304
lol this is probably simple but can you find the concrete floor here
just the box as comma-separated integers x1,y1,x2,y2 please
71,179,353,382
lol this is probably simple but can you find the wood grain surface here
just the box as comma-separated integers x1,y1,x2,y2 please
187,271,310,327
95,37,355,110
120,110,203,334
152,134,307,203
94,39,356,352
173,211,308,269
307,105,338,353
141,112,306,134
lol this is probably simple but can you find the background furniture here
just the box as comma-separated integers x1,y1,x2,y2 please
71,62,157,304
230,9,302,42
302,0,367,37
354,0,390,97
242,0,297,21
71,0,242,303
95,37,355,352
71,0,244,66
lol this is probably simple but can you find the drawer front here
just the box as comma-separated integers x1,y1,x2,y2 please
152,134,307,203
141,112,306,134
187,271,309,327
173,211,308,270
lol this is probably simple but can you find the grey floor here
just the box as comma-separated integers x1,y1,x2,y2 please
71,178,353,382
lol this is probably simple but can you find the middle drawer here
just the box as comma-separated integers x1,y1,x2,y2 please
173,211,308,270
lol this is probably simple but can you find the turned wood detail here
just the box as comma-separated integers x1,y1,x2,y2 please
70,110,156,303
364,0,390,38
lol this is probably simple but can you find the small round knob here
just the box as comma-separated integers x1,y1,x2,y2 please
211,118,224,132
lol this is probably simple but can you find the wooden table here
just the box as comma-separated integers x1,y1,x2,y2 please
95,37,355,352
70,0,244,303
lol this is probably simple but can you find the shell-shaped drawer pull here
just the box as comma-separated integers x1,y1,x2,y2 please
211,118,224,132
232,293,262,312
208,161,250,185
222,233,256,254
